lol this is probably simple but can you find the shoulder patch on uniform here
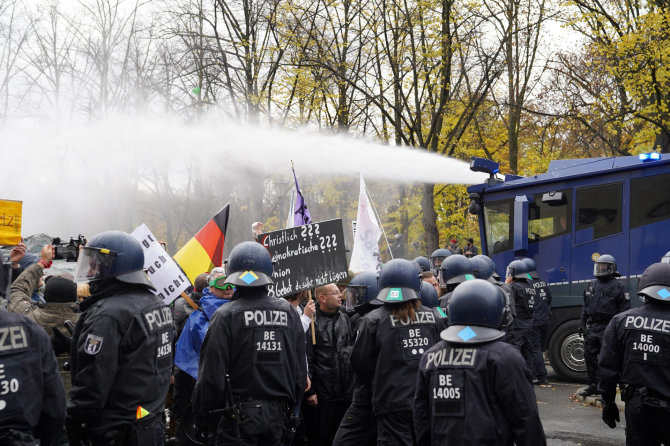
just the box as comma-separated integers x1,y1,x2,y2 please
84,334,104,355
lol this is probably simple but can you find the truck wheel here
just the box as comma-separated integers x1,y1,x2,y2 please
548,320,587,382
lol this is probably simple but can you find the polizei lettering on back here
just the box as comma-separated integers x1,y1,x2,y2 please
624,315,670,334
425,348,477,369
144,307,174,333
389,311,436,328
0,325,29,354
244,310,289,327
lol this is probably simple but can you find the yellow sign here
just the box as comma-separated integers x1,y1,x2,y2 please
0,199,22,245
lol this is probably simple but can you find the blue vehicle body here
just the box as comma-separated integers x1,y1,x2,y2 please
467,154,670,380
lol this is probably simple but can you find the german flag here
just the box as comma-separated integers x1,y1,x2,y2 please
174,204,230,284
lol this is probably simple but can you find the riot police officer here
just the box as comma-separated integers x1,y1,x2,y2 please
472,255,515,335
579,254,630,397
414,279,546,445
413,256,431,273
0,255,66,445
351,259,441,445
437,254,474,307
429,249,451,276
193,241,307,445
522,257,552,386
504,260,536,370
598,262,670,444
67,231,174,445
333,272,380,446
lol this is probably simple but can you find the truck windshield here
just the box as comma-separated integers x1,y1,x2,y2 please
483,199,512,254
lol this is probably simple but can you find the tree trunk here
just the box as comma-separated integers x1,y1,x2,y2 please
421,183,440,252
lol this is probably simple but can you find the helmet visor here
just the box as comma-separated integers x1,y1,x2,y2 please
431,256,446,269
74,247,117,284
345,285,367,311
594,262,612,276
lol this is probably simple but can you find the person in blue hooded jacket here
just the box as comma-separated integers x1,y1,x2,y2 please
172,268,234,444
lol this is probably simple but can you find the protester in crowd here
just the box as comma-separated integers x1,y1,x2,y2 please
172,272,209,337
334,272,380,446
306,283,354,446
414,279,546,445
251,221,264,242
351,259,441,445
598,262,670,442
462,238,479,258
336,270,355,294
504,260,536,373
285,289,316,334
446,239,461,255
66,231,172,445
172,267,232,445
0,251,66,446
579,254,630,398
193,241,306,444
421,271,440,297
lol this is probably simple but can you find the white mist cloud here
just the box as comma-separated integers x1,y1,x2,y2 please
1,113,488,237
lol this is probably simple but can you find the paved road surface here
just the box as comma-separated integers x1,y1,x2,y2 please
536,369,626,445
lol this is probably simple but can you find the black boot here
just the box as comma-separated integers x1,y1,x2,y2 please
578,384,599,397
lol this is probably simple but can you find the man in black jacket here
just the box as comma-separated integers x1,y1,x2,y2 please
66,231,174,446
306,283,353,445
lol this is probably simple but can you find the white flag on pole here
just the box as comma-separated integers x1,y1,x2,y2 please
349,174,382,273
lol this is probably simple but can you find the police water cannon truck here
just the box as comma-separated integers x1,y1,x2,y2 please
467,152,670,380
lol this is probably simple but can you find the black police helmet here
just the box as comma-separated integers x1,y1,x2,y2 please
224,241,274,287
347,271,382,309
376,258,421,303
74,230,154,289
439,255,475,286
419,281,439,308
637,262,670,303
594,254,618,277
470,256,494,280
521,257,539,279
413,256,431,273
442,279,506,344
429,248,451,269
506,259,531,280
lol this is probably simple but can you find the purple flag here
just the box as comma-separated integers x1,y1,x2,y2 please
293,166,312,226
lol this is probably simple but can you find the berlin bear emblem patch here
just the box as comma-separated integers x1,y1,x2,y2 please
84,334,104,355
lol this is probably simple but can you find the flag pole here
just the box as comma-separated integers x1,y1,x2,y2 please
308,289,316,345
363,179,394,259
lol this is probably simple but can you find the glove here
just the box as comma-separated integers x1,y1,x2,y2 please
65,417,86,445
52,327,72,356
601,402,619,429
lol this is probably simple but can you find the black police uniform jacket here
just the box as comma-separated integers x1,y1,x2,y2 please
506,281,535,328
598,302,670,402
68,282,174,430
0,311,66,443
351,304,440,415
531,278,552,326
581,278,630,330
307,307,354,402
414,339,546,445
193,286,307,420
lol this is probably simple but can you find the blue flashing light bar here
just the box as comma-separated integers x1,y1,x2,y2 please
639,152,661,162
